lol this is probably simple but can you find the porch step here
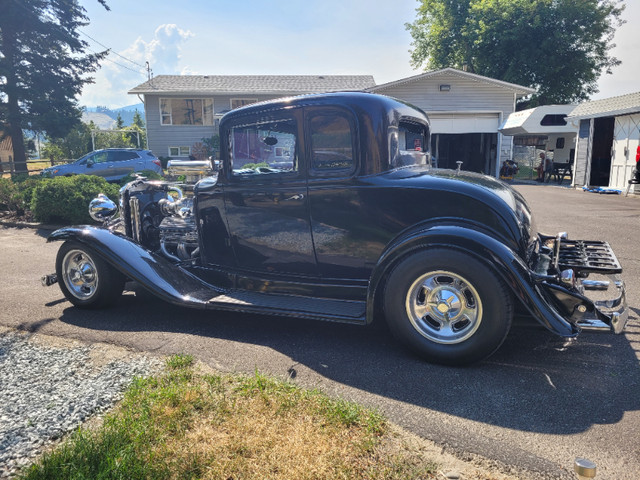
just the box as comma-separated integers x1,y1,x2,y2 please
208,290,366,324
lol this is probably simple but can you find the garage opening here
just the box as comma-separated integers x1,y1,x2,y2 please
431,133,497,174
589,117,614,186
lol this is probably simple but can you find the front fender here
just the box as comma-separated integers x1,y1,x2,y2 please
48,226,218,308
367,224,579,337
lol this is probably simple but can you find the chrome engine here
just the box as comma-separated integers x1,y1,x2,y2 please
157,199,199,261
91,178,201,264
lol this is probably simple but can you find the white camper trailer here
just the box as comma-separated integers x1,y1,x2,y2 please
500,105,577,165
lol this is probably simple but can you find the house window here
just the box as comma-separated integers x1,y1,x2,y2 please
230,99,258,110
160,98,213,126
169,146,190,157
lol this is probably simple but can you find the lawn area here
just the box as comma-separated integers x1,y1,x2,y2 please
19,355,442,480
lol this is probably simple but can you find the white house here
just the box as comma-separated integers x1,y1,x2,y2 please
567,91,640,191
129,69,534,176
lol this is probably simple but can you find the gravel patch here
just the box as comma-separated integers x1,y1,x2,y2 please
0,329,161,478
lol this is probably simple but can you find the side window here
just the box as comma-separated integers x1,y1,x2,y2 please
109,151,138,162
230,117,298,178
556,137,565,149
309,113,354,173
389,121,429,169
92,152,108,164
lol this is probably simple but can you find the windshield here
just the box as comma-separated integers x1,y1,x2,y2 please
388,120,430,170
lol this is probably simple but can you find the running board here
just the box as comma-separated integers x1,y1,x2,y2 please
207,290,366,324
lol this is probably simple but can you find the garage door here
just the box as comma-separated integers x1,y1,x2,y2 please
427,113,500,134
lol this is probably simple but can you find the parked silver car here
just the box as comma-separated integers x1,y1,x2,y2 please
41,149,163,182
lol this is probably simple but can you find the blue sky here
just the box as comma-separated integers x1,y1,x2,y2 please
78,0,640,108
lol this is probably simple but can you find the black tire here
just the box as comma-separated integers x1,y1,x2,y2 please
55,241,125,309
383,249,513,366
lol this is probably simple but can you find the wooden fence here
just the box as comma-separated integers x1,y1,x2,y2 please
0,158,68,176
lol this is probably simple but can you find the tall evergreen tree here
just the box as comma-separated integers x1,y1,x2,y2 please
406,0,625,105
132,110,145,129
0,0,109,173
115,112,125,129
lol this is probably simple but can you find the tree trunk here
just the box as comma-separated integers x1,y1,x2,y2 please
7,118,27,174
2,13,28,174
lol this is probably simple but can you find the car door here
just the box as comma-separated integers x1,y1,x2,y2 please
222,108,318,277
109,150,140,179
305,108,373,280
84,151,111,178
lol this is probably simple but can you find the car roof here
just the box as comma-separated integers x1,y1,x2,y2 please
222,91,428,124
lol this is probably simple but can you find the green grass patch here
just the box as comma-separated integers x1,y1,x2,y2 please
19,355,441,480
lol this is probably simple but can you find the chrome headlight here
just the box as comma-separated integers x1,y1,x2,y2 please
89,194,118,222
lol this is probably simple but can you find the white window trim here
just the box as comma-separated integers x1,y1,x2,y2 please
160,98,214,127
230,98,258,110
168,146,191,157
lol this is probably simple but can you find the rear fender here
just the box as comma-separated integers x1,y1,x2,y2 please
367,224,578,337
48,226,217,307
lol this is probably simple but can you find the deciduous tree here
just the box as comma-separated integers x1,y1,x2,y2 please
0,0,109,173
406,0,625,105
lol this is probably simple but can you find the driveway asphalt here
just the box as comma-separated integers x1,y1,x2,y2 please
1,182,638,479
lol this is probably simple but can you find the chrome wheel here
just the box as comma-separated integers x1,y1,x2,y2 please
61,249,99,300
405,270,483,344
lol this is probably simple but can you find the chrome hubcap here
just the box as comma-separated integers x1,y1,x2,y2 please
405,271,482,344
62,250,98,300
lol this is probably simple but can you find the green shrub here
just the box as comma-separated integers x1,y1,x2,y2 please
241,162,269,169
0,176,46,215
16,176,46,209
119,169,164,186
31,175,120,224
0,178,20,212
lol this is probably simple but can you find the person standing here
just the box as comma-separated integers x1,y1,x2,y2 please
536,152,546,181
543,153,553,182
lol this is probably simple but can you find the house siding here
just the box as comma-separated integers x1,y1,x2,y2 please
144,95,217,158
212,94,292,114
373,74,514,118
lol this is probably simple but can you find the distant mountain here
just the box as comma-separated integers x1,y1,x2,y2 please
115,103,144,112
82,103,145,127
82,112,116,130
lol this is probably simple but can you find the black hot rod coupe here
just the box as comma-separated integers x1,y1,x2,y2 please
43,92,628,365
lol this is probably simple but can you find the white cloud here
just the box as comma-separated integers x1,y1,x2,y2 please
80,24,194,108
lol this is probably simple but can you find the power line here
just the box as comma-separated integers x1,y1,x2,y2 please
86,47,146,76
79,30,147,70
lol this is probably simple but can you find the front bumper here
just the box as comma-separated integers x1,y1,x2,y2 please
575,274,628,334
535,234,629,335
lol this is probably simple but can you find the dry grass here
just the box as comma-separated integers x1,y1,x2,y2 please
21,356,440,480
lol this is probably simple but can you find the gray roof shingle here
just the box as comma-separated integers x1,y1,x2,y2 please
129,75,376,95
568,91,640,119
